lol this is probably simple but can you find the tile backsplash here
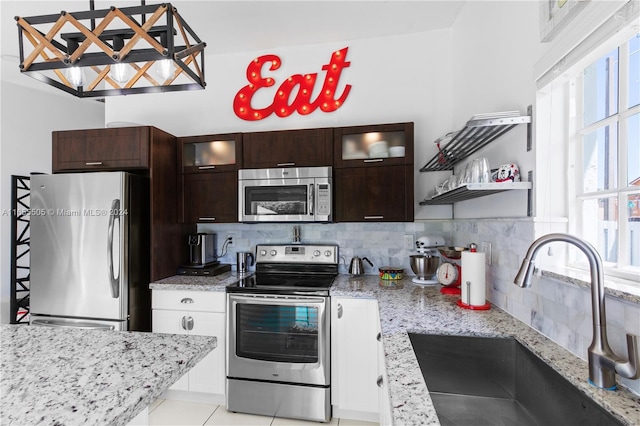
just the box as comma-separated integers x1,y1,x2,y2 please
199,219,640,394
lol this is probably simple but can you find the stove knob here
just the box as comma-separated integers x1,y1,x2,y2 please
324,250,332,257
270,250,277,256
260,250,267,257
313,250,321,257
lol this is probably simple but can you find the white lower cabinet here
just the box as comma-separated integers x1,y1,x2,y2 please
151,290,226,403
331,296,389,423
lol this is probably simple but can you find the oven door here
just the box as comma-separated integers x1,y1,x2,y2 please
227,293,330,386
239,177,320,222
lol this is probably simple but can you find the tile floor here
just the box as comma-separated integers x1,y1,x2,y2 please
149,399,379,426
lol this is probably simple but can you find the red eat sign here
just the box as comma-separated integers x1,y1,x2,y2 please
233,47,351,121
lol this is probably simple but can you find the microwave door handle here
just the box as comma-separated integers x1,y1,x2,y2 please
309,184,314,216
107,199,120,299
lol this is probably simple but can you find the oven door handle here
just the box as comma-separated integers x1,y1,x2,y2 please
309,183,314,216
229,294,326,305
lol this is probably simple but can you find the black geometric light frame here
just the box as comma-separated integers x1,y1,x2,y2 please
15,2,206,98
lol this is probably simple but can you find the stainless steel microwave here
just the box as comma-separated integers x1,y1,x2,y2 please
238,167,332,223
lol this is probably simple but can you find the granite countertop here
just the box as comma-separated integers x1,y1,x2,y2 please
149,270,241,291
150,273,640,426
331,275,640,426
0,325,216,426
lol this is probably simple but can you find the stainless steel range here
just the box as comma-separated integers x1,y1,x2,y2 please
226,244,338,422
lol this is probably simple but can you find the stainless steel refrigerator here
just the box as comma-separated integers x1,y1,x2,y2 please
30,172,150,331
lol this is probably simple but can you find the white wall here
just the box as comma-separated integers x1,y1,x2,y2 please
0,82,104,324
447,0,549,219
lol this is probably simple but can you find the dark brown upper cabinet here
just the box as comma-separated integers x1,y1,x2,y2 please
177,133,242,224
335,165,414,222
333,122,414,168
178,133,243,174
242,128,333,169
52,126,158,172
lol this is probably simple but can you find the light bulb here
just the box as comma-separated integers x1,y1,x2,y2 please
157,59,175,80
109,63,130,84
65,66,85,88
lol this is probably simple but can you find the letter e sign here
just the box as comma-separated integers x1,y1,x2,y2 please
233,47,351,121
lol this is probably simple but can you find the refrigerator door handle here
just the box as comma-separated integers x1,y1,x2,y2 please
107,199,121,299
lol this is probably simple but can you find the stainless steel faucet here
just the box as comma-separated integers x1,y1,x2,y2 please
514,233,639,389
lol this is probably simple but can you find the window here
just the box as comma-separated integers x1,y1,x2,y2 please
572,34,640,280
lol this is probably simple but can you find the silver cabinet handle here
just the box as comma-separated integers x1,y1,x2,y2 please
85,161,104,166
181,316,194,331
364,216,384,220
337,303,343,319
198,165,216,170
198,217,216,221
186,316,194,331
364,159,384,163
377,375,384,387
377,332,382,342
277,162,295,167
180,298,194,304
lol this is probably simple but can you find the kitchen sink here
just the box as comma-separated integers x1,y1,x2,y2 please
408,334,624,426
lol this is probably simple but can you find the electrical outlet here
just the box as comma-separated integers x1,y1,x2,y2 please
226,233,235,247
481,242,492,265
403,234,415,250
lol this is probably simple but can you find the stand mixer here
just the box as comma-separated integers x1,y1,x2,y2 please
409,236,444,285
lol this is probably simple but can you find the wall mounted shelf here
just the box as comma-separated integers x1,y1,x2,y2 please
420,182,532,205
420,112,531,172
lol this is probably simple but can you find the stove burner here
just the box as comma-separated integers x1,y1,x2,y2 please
227,273,336,294
226,243,339,295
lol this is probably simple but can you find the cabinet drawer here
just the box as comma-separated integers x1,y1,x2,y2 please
152,290,226,312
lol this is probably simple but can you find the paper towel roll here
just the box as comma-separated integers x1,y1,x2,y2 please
461,251,486,306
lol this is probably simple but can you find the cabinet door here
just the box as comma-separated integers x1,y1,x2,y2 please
180,171,237,223
331,297,379,417
52,127,150,171
242,128,332,168
152,309,189,391
333,122,414,168
335,165,414,222
178,133,242,174
188,311,226,395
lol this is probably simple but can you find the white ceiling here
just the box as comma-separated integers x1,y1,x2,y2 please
1,1,466,56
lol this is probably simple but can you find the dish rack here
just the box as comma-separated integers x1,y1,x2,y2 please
419,109,532,206
420,111,531,172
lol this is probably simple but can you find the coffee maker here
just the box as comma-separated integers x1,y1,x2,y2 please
177,233,231,276
188,233,217,266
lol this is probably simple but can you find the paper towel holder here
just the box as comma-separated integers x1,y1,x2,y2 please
456,243,491,310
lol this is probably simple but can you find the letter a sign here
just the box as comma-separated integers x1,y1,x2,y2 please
234,47,351,121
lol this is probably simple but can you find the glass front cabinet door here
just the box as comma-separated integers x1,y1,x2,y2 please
333,122,414,168
179,133,243,174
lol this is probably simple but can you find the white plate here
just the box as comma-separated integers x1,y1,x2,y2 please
469,111,520,120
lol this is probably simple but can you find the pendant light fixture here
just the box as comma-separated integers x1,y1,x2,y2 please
14,1,206,98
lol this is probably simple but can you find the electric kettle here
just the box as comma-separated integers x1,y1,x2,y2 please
349,256,373,275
